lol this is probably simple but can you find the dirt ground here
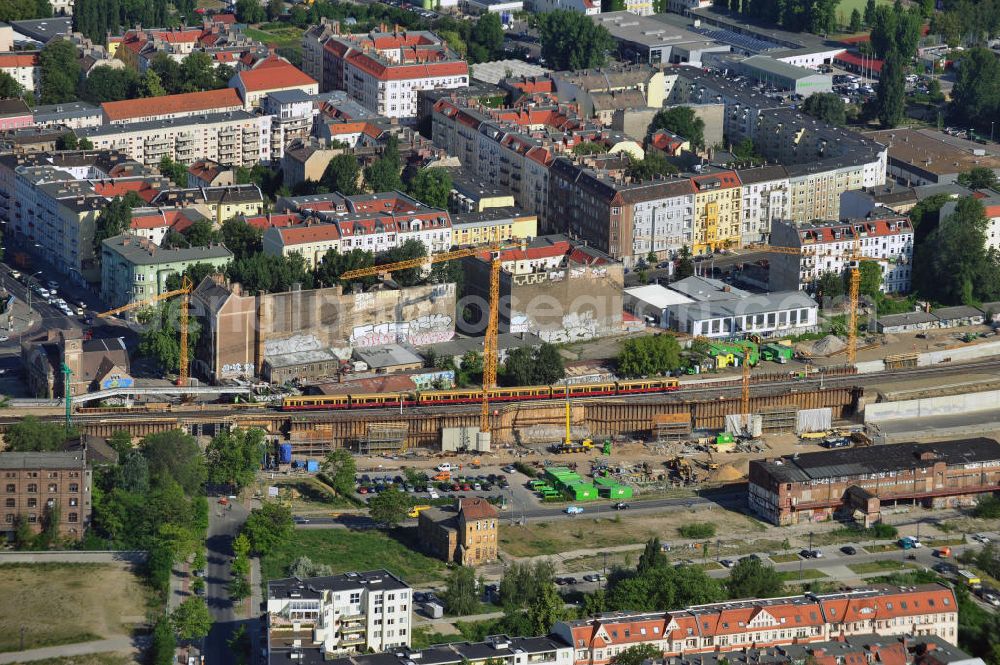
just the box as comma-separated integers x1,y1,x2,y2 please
0,563,150,653
498,508,767,558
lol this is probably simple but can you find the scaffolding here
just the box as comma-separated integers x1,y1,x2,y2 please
357,423,409,455
652,412,692,443
884,353,919,370
759,406,798,433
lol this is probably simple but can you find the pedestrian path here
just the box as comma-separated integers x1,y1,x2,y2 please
0,636,141,664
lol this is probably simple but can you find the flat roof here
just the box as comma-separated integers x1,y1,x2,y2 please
32,101,101,121
268,570,410,600
668,275,749,302
102,234,233,266
0,451,86,469
10,17,71,41
739,55,828,81
877,311,938,327
625,284,694,309
864,127,1000,176
752,438,1000,484
593,12,726,49
470,59,549,85
352,344,423,368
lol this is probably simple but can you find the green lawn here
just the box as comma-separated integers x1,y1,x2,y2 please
246,25,304,50
261,528,449,585
848,560,918,575
780,568,829,581
834,0,891,31
411,628,467,650
770,553,802,563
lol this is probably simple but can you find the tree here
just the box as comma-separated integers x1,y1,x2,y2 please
378,238,427,287
613,644,662,665
949,48,1000,135
80,65,139,103
138,68,166,98
407,168,452,209
159,156,188,185
266,0,283,20
93,192,143,259
626,152,679,181
320,153,362,195
537,10,614,71
243,500,293,555
119,451,150,493
220,218,263,260
13,513,33,549
171,597,213,641
4,416,75,451
107,430,134,457
649,107,706,150
802,92,847,126
443,566,479,615
876,51,906,128
150,616,176,665
857,261,882,298
471,12,504,60
526,581,563,634
149,54,183,95
500,343,565,386
38,39,80,104
499,560,554,611
849,8,862,32
863,0,876,25
226,252,315,293
205,428,265,490
314,248,376,287
364,152,403,193
138,300,202,375
573,142,609,156
0,71,23,99
141,430,206,495
617,335,682,378
235,0,264,22
816,270,845,300
368,485,410,527
78,137,93,149
287,555,334,578
637,537,668,573
56,132,80,150
958,167,999,191
675,246,694,279
725,557,784,598
869,4,921,59
438,30,468,60
321,449,357,497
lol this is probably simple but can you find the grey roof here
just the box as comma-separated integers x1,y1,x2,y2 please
323,636,569,665
877,311,938,327
268,570,410,600
0,451,86,469
78,110,262,138
932,305,983,319
668,275,749,302
0,99,30,116
673,291,817,320
739,55,829,82
452,207,535,229
751,437,1000,484
735,164,789,184
352,344,423,369
10,17,71,41
265,347,340,369
470,59,549,85
102,234,233,267
593,12,726,50
422,332,543,356
32,101,102,122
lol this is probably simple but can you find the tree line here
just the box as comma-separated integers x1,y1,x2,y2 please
711,0,840,35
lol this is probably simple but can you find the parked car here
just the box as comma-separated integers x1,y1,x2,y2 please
720,559,736,568
565,506,584,515
799,549,815,559
841,546,857,555
613,502,630,510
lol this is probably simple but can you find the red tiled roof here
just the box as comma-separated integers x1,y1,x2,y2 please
278,223,342,244
237,63,316,92
835,51,883,73
212,13,237,24
129,209,198,231
458,496,498,520
94,180,162,203
799,217,912,244
344,50,468,81
0,53,39,68
243,213,301,230
692,170,740,190
101,88,242,121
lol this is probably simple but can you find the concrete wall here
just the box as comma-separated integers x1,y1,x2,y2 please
917,339,1000,366
864,389,1000,423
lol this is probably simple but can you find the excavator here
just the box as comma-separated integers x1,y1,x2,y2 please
667,456,696,483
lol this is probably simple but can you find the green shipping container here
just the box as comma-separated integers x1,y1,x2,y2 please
564,482,599,501
593,475,618,487
598,484,634,499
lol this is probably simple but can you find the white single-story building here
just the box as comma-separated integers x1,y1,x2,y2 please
668,291,819,338
623,284,693,327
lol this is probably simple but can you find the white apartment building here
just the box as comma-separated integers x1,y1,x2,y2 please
769,215,915,294
321,31,468,119
629,179,696,258
0,53,40,92
266,570,412,656
736,165,790,245
77,111,272,168
942,194,1000,253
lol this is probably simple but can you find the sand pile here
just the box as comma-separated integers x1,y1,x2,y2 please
811,334,846,356
709,463,746,482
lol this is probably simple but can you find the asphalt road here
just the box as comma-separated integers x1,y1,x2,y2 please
203,496,251,665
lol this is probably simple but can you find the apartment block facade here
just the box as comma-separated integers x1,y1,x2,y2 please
266,570,412,657
78,111,272,168
736,165,790,245
553,585,959,665
318,30,468,119
769,214,914,294
691,170,741,255
0,451,92,541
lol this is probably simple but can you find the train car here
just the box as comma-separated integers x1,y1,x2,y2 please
488,385,553,402
563,382,618,398
615,378,680,394
350,392,416,408
416,389,483,405
282,395,351,410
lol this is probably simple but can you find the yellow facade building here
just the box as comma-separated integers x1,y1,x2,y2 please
692,170,742,255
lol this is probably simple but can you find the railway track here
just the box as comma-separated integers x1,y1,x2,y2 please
2,356,998,427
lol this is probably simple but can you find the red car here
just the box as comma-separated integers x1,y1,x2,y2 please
462,483,472,491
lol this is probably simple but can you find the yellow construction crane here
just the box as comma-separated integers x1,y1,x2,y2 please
745,238,889,366
340,244,511,435
98,276,193,386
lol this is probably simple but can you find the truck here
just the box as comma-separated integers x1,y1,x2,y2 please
551,439,594,454
958,569,981,588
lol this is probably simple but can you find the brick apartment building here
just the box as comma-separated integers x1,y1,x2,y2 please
417,497,499,566
553,584,959,665
748,438,1000,526
0,451,92,541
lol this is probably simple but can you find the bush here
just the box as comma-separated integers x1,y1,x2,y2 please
514,462,537,478
972,495,1000,519
678,522,716,539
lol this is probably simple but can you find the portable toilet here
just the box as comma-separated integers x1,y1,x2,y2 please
278,443,293,465
306,459,320,472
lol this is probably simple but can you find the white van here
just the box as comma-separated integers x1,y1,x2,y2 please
436,463,454,472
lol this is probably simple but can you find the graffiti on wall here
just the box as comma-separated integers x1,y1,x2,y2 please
538,310,600,344
221,362,255,377
350,313,454,347
412,369,456,390
265,334,322,357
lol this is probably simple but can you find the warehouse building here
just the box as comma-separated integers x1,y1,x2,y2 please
736,55,832,96
748,438,1000,526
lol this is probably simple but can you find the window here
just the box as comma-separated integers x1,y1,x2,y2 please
27,498,37,508
28,514,37,523
48,484,57,493
4,499,13,507
69,498,77,507
69,512,78,523
27,484,36,493
4,484,13,493
3,514,12,524
69,483,78,493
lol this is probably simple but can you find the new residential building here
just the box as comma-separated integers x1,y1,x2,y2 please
100,234,232,309
553,585,959,665
266,570,412,658
317,30,468,119
768,214,914,294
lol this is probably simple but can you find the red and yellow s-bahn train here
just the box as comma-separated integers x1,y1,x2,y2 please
280,377,681,411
